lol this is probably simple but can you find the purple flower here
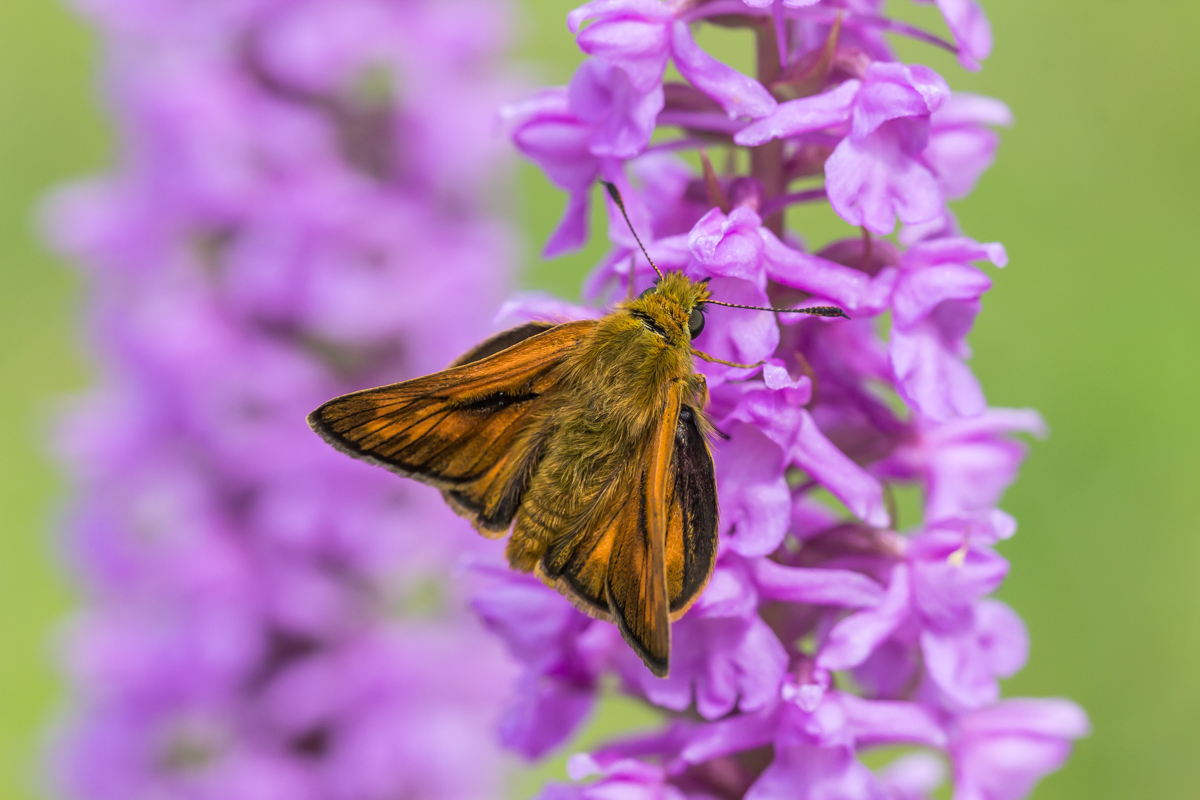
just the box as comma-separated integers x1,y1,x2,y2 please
811,511,1026,712
492,1,1087,797
569,0,777,124
514,0,779,253
736,63,951,234
508,89,608,256
921,597,1029,710
570,58,665,159
544,755,686,800
679,690,945,800
748,692,945,800
877,410,1047,520
927,93,1013,201
618,559,788,719
951,699,1090,800
889,237,1007,421
919,0,994,70
687,205,894,315
472,568,611,759
716,363,890,530
48,0,521,797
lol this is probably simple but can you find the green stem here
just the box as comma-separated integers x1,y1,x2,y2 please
751,19,785,236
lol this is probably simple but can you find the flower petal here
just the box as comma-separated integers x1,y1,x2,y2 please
762,229,893,314
714,425,791,557
838,693,946,748
543,190,592,257
826,120,944,235
818,565,911,671
933,0,993,70
892,263,992,329
753,560,885,608
733,80,860,146
790,409,889,527
571,0,672,92
852,63,949,139
687,206,768,283
671,20,777,120
890,317,987,422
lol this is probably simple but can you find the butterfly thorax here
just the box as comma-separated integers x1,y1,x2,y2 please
556,271,710,438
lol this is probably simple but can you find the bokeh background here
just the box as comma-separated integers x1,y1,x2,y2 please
1,1,1197,799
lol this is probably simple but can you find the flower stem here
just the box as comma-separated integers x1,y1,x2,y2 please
752,19,785,235
758,187,827,219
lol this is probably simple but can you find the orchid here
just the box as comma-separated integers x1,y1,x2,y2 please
491,1,1088,797
47,0,519,798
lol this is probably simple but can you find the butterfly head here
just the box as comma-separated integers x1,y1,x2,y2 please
627,271,712,342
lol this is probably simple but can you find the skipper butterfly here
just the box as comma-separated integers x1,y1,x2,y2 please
309,184,846,676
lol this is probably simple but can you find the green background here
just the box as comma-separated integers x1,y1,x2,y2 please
2,0,1197,798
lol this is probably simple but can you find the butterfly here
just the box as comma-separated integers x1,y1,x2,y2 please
308,183,847,676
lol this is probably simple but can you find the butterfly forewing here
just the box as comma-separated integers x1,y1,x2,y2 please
308,320,596,534
451,321,557,367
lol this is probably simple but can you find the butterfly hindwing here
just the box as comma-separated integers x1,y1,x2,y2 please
603,383,679,677
665,404,718,618
308,319,596,534
526,385,718,677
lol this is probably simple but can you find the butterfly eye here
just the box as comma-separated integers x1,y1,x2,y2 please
688,307,706,339
639,287,655,299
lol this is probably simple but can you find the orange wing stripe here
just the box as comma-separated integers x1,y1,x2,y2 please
603,382,680,677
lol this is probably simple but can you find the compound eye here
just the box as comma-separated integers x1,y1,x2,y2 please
639,287,655,299
688,306,706,339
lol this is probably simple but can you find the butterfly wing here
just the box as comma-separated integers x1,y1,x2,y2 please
451,321,557,367
530,384,718,677
308,319,596,534
664,404,719,619
604,383,680,675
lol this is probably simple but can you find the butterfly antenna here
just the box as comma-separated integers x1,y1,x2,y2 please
706,299,851,319
602,181,664,281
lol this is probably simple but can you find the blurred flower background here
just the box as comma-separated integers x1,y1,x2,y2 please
1,1,1198,800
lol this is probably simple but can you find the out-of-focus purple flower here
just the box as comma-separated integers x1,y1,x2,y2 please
877,410,1047,520
48,0,521,797
918,0,994,70
951,699,1091,800
927,93,1013,200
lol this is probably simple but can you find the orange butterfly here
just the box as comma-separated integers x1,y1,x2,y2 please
309,184,846,676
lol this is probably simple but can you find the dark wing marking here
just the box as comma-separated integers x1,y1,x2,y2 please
666,404,718,617
308,320,596,534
